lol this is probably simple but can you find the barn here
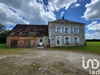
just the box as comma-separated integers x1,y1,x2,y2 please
7,25,48,47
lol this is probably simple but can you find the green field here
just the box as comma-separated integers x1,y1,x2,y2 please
51,42,100,54
0,42,100,55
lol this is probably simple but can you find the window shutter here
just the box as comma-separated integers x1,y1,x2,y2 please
69,37,71,43
78,28,79,33
64,37,65,43
55,27,57,33
78,37,80,43
73,28,74,33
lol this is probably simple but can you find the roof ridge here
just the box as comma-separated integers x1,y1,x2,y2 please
50,19,85,24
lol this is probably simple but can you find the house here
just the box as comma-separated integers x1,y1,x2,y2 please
6,17,86,47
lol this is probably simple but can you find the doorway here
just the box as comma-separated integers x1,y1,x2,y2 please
30,40,34,47
39,37,43,46
11,40,18,47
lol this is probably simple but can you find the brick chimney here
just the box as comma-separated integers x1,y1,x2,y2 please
62,16,64,19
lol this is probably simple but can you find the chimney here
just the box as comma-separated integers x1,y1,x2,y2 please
62,16,64,19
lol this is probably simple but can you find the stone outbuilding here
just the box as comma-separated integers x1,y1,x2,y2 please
7,25,48,47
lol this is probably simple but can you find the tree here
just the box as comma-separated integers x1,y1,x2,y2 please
0,24,5,33
0,30,10,44
0,24,10,43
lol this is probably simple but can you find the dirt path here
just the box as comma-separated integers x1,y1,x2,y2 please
0,49,100,75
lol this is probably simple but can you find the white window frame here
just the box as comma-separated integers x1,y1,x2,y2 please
64,27,70,34
64,36,71,44
55,26,62,33
56,36,62,46
73,27,79,34
73,36,80,43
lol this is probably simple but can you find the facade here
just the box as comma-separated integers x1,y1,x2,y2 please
49,19,85,47
7,18,86,47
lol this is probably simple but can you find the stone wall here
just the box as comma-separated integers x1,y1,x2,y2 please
49,23,85,47
43,36,49,47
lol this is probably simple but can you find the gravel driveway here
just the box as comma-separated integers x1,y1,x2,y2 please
0,49,100,75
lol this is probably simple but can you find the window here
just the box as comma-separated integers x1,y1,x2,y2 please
65,37,69,43
45,38,47,41
74,38,78,43
56,27,62,33
57,37,60,44
64,37,70,44
40,39,42,42
73,37,79,43
56,36,62,46
73,27,79,34
64,27,70,33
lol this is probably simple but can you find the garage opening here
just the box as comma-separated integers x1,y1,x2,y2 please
11,40,18,47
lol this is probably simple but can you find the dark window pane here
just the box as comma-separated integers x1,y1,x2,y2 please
40,39,42,42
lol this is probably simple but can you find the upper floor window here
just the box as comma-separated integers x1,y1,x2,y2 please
73,27,79,34
56,27,62,33
64,27,70,33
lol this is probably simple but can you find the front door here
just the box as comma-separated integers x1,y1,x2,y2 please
56,37,61,46
39,37,43,46
30,40,34,47
24,39,29,47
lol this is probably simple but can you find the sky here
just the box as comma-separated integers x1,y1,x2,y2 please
0,0,100,39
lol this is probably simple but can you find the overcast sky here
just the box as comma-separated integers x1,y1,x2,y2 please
0,0,100,39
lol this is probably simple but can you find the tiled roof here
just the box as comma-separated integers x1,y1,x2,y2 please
8,24,48,36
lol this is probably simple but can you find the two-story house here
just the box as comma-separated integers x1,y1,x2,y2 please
7,17,86,47
49,17,85,47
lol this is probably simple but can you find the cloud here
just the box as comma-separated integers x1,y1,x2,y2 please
0,0,78,26
61,11,64,17
86,32,100,39
82,0,100,20
0,3,29,26
0,0,56,25
86,21,100,39
47,0,77,11
73,3,80,7
6,27,12,30
86,21,100,32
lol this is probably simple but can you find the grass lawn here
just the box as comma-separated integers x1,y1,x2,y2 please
0,42,100,55
0,44,28,55
51,42,100,54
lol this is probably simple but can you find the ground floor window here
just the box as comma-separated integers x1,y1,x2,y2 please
56,36,61,46
57,37,60,44
45,38,47,41
64,37,70,44
73,37,79,44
